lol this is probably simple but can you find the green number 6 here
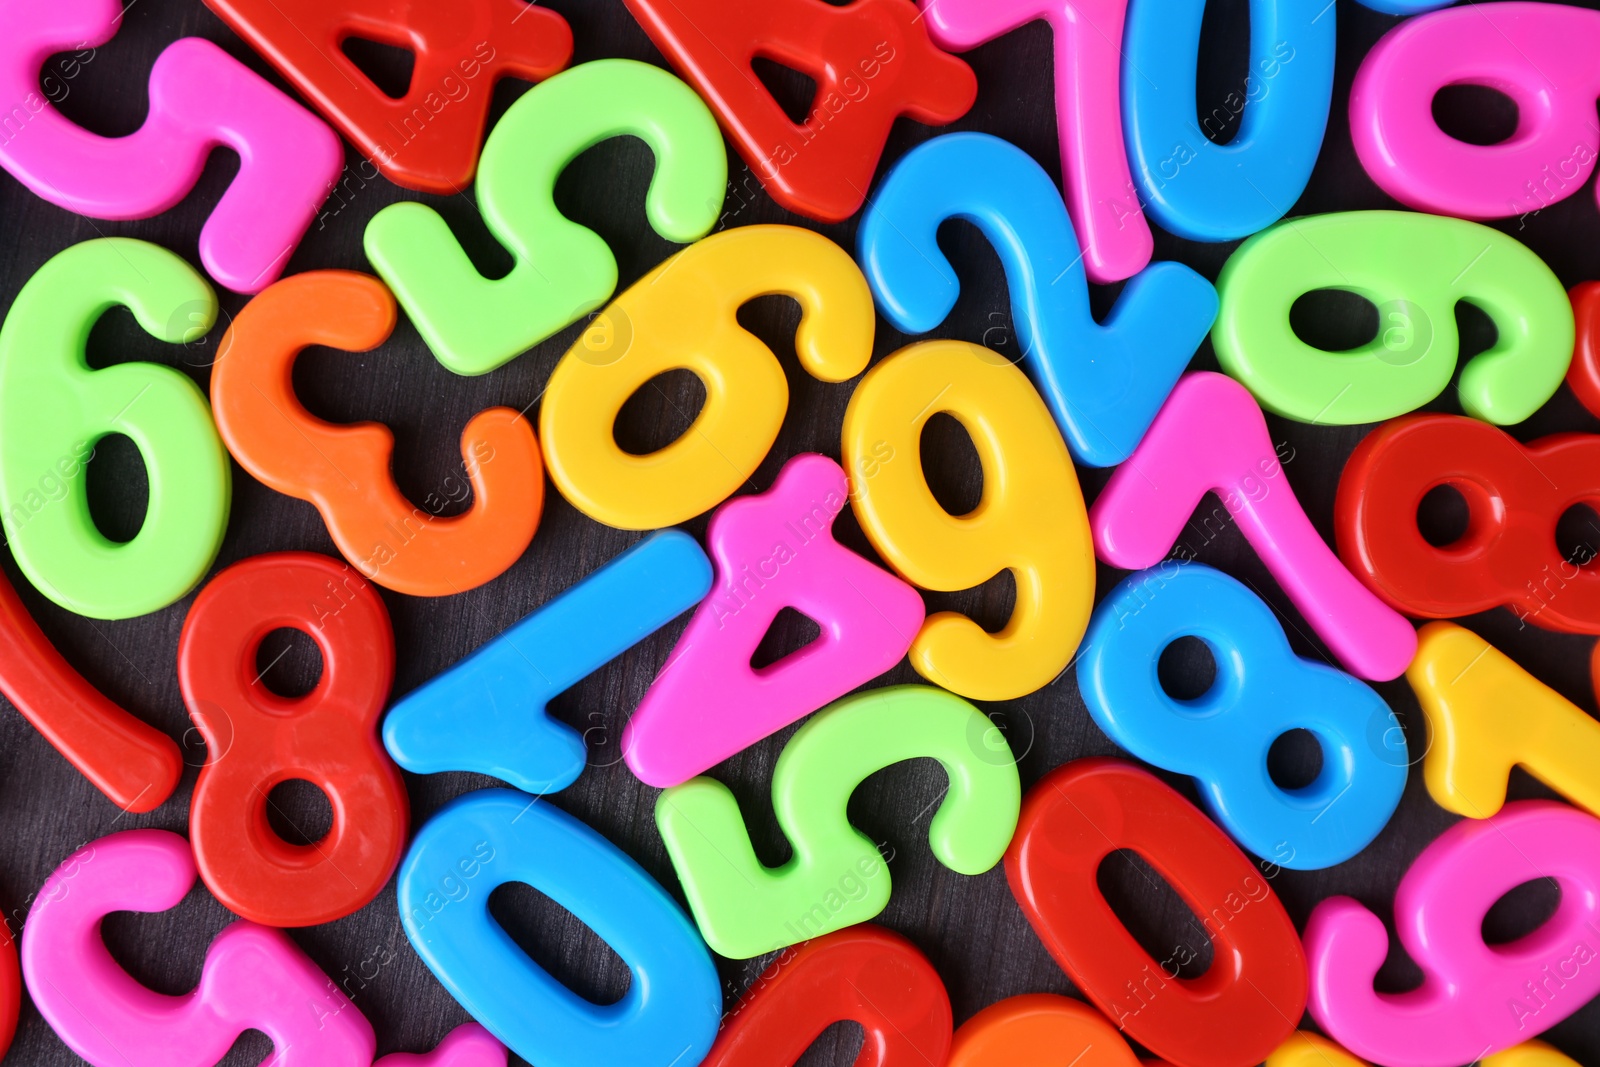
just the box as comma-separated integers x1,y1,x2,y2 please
0,239,230,619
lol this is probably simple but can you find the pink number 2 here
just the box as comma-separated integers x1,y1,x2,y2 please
0,0,341,293
1091,372,1416,681
21,828,504,1067
916,0,1150,285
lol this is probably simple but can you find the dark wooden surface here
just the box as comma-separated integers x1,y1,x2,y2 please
0,0,1596,1063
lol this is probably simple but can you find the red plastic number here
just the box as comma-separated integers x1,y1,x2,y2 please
202,0,573,194
622,0,975,222
0,910,16,1059
1005,757,1307,1067
1566,282,1600,418
0,570,179,811
178,552,408,927
705,925,951,1067
1336,414,1600,632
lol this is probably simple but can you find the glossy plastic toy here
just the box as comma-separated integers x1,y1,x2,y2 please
366,59,725,376
915,0,1148,283
540,225,873,529
0,0,339,293
179,553,407,928
0,239,231,620
1214,211,1572,425
0,911,16,1060
399,788,721,1067
21,828,505,1066
704,925,951,1067
1564,281,1600,417
857,133,1216,467
1306,800,1600,1066
384,531,711,794
843,340,1095,700
1007,758,1306,1067
1080,563,1405,869
0,566,180,811
622,0,974,221
1335,414,1600,632
1092,372,1417,681
948,995,1151,1067
657,685,1020,958
1123,0,1333,241
212,271,544,596
1408,622,1600,820
1351,3,1600,223
1268,1032,1580,1067
624,454,924,788
201,0,573,194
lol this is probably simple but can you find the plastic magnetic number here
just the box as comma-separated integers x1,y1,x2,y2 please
658,684,1020,959
384,531,711,795
540,225,874,529
624,454,925,788
858,133,1216,468
400,788,721,1067
1213,211,1572,425
0,566,180,810
0,239,231,620
1267,1032,1580,1067
915,0,1148,283
366,59,725,376
1093,372,1416,681
1007,758,1306,1067
0,909,16,1060
179,552,408,928
705,925,951,1067
1486,1045,1584,1067
947,995,1148,1067
1080,563,1406,869
1565,281,1600,417
623,0,974,222
1122,0,1331,241
1407,622,1600,820
1335,414,1600,631
843,340,1095,700
0,0,339,293
1351,3,1600,223
22,829,504,1067
201,0,573,194
1306,801,1600,1066
212,271,544,596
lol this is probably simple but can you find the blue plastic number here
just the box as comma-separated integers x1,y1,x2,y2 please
1123,0,1335,241
400,788,721,1067
856,132,1217,468
383,529,712,793
1077,562,1406,870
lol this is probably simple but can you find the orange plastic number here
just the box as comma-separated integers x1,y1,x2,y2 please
842,339,1095,700
212,271,543,596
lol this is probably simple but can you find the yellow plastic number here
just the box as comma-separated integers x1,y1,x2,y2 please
842,340,1094,700
1407,621,1600,820
1267,1031,1575,1067
540,225,873,530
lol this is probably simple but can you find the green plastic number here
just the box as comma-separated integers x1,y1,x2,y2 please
1213,210,1572,425
655,684,1020,959
364,58,727,377
0,239,230,619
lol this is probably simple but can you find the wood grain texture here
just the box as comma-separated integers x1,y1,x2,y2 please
0,0,1594,1064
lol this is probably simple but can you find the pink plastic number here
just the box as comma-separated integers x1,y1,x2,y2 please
1306,801,1600,1067
0,0,341,293
916,0,1149,284
624,453,925,787
1090,372,1416,681
21,828,505,1067
1350,2,1600,224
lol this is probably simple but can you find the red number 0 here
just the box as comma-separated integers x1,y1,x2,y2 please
177,552,408,926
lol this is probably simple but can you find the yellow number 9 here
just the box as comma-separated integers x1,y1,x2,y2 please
842,340,1093,700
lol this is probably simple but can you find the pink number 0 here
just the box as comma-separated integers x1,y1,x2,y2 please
21,829,505,1067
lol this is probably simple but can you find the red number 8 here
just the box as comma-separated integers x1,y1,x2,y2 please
177,552,408,926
